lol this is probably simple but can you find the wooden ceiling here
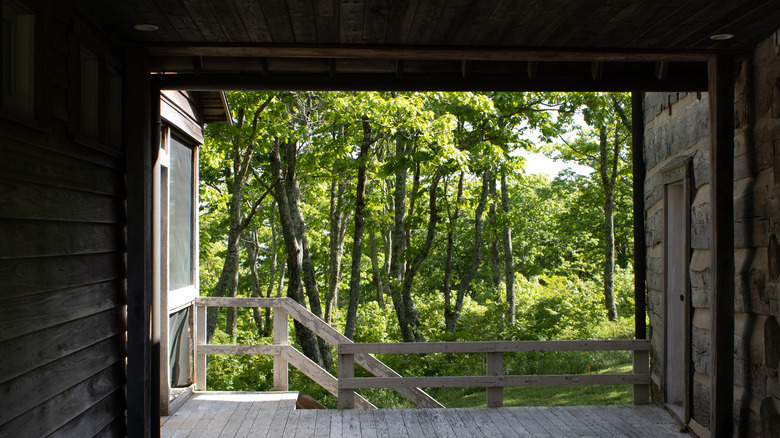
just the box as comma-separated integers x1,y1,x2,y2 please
73,1,780,91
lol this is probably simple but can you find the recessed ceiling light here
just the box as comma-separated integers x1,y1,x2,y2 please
134,24,160,32
709,33,734,41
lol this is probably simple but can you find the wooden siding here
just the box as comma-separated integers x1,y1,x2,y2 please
0,2,127,436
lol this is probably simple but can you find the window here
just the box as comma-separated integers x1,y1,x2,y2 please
2,0,35,117
169,135,194,291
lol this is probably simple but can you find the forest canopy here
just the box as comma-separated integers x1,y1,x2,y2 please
199,91,636,404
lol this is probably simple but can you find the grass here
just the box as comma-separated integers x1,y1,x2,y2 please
432,363,633,408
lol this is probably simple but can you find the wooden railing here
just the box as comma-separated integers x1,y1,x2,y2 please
193,297,443,409
337,340,650,409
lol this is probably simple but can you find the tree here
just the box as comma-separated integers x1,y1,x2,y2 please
545,92,632,320
201,93,276,343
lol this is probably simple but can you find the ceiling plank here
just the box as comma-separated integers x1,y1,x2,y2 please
340,0,365,44
405,0,447,45
148,0,204,41
232,0,273,43
426,0,475,46
287,0,318,43
258,0,296,43
180,0,228,42
313,0,339,43
363,0,393,44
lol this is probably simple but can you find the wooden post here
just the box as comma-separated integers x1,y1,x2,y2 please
338,352,355,409
708,54,735,438
273,307,289,391
195,304,206,391
632,90,647,341
486,352,503,407
125,46,157,438
632,90,650,407
633,349,650,404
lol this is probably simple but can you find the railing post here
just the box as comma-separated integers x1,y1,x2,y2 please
486,351,503,407
633,346,650,404
195,304,206,390
273,307,289,391
338,352,355,409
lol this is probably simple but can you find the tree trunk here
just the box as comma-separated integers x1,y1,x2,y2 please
246,227,266,337
324,171,349,324
369,228,385,307
446,172,490,333
284,140,332,368
599,124,619,321
501,171,516,324
400,167,442,342
389,136,411,341
443,172,464,328
488,174,501,290
345,117,371,339
269,140,324,367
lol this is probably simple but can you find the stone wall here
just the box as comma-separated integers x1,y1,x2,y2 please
644,32,780,437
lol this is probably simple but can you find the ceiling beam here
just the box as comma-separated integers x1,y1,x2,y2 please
144,43,743,62
152,71,707,92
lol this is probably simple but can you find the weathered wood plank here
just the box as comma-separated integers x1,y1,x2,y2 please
535,406,577,436
0,220,123,260
0,364,123,437
420,409,457,438
461,408,503,437
0,336,122,425
313,409,332,438
53,389,125,438
294,409,318,438
198,344,283,355
339,339,650,354
501,407,548,437
340,373,650,389
493,408,532,437
195,296,287,307
246,393,285,437
0,279,121,342
399,409,426,437
281,409,301,438
0,309,122,384
329,410,344,438
231,0,272,42
558,406,615,436
372,409,390,438
0,253,124,300
451,409,485,437
357,409,378,438
0,140,123,196
0,179,124,223
383,410,410,438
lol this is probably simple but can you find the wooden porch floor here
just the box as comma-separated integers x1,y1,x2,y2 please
161,392,689,437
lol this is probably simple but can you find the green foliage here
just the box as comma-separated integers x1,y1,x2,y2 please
198,91,639,408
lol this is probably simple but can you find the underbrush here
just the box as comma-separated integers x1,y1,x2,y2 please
206,268,640,408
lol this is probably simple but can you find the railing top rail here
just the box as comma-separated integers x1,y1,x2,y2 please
339,339,651,354
194,296,289,307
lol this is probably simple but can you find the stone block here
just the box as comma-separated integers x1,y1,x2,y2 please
735,249,770,315
644,171,664,209
692,374,711,428
692,325,712,376
645,209,663,247
691,187,711,249
693,148,710,189
647,256,663,291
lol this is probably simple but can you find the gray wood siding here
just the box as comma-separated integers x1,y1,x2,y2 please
0,3,127,436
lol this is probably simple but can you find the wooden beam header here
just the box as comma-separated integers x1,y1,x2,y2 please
145,43,742,62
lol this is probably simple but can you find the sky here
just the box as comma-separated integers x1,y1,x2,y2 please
518,150,593,178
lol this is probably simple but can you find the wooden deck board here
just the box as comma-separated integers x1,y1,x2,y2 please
161,392,690,438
